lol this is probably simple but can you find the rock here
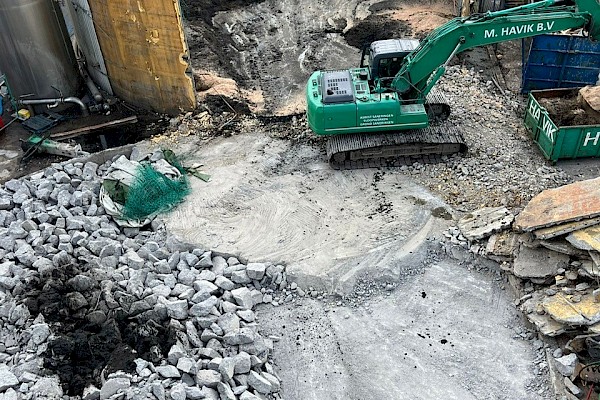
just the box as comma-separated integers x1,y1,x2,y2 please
223,328,255,345
239,392,260,400
30,377,63,398
246,263,266,280
189,296,218,317
184,386,205,400
165,299,189,320
65,292,88,310
100,378,131,399
217,313,240,334
177,357,196,374
82,385,101,400
214,276,235,291
234,352,252,374
195,370,221,388
0,367,19,391
217,382,236,400
231,270,252,284
29,324,51,345
219,357,236,381
231,287,254,309
170,383,187,400
554,353,578,377
151,383,165,400
156,365,181,378
262,372,280,392
247,371,272,394
564,376,581,396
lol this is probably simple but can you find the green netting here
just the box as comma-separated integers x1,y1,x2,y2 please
121,162,190,221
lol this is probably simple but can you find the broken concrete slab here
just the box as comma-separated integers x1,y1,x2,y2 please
485,231,519,261
543,292,600,326
591,251,600,267
526,312,569,337
513,244,569,279
533,216,600,240
457,207,514,241
540,239,589,257
567,225,600,252
515,177,600,232
580,260,600,278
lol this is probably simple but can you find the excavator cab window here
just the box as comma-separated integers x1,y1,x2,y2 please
379,57,403,78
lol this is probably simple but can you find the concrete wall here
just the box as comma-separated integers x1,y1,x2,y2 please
87,0,195,115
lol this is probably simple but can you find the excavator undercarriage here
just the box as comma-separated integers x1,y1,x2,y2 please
326,89,466,169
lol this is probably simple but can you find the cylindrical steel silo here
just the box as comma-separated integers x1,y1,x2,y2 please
0,0,80,100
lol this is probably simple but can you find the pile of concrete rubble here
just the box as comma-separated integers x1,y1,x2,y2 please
449,177,600,399
0,149,293,400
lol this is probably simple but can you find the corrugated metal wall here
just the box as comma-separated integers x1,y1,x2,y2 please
66,0,113,94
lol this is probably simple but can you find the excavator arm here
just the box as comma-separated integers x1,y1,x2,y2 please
393,0,600,100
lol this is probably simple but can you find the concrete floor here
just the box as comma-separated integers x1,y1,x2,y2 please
258,260,543,400
151,132,550,399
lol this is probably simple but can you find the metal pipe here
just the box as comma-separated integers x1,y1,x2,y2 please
19,96,89,116
79,64,103,103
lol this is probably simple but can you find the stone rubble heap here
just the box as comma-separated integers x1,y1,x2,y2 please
442,178,600,399
0,152,292,400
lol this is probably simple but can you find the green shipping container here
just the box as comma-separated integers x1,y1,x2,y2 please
524,88,600,162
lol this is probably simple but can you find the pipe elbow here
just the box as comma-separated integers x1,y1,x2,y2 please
64,97,89,117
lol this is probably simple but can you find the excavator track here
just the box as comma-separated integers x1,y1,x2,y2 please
326,89,466,170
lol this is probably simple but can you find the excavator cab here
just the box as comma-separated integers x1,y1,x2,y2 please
360,39,420,84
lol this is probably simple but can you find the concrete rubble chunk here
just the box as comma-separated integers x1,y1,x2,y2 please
246,263,266,280
184,386,205,400
262,372,280,392
217,382,236,400
231,287,254,309
457,207,514,241
543,293,600,326
30,377,63,398
0,366,19,391
170,383,187,400
219,357,236,381
165,299,189,320
195,369,221,388
247,371,272,394
567,225,600,252
231,352,251,373
156,365,181,378
540,239,588,256
215,275,235,291
239,392,260,400
100,378,130,400
515,177,600,232
223,328,255,345
554,353,578,377
525,313,569,337
485,231,519,261
513,244,569,279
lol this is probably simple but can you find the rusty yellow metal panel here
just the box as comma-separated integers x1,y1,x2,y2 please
87,0,195,114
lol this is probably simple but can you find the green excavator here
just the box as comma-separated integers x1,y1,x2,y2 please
306,0,600,169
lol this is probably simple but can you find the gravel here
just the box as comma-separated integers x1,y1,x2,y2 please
0,154,293,399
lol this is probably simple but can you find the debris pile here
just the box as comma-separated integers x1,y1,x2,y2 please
445,177,600,398
0,149,295,399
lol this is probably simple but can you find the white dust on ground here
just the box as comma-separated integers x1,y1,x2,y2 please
163,133,450,293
